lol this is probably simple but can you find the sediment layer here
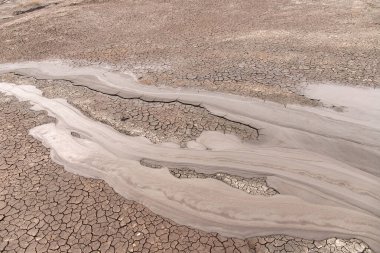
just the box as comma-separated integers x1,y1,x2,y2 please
0,92,373,252
0,61,379,250
168,168,278,197
1,0,378,104
0,72,259,146
0,94,252,252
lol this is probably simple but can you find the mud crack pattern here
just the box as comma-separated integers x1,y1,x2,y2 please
247,235,373,253
0,94,251,252
0,92,373,253
0,73,259,146
1,0,379,105
139,158,278,196
169,168,278,197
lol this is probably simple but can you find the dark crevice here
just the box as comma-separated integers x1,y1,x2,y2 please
70,131,81,138
13,4,48,15
120,116,129,121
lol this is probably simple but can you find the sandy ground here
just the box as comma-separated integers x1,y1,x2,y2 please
1,0,380,252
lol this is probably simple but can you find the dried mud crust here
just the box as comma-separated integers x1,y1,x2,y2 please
247,235,372,253
0,92,373,252
1,0,379,105
0,73,259,146
139,159,278,197
168,168,279,197
0,94,251,252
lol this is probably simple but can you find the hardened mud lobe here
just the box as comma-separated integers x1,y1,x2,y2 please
0,93,373,252
0,73,259,146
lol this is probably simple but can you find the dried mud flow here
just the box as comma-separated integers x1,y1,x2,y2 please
0,61,379,252
0,94,253,253
0,0,379,105
0,72,259,146
0,93,374,253
1,0,380,252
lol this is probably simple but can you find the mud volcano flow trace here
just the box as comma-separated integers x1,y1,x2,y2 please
0,0,379,252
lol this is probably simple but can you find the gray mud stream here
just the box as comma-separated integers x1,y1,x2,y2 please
0,61,379,249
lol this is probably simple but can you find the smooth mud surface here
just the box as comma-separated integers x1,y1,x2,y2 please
0,61,379,250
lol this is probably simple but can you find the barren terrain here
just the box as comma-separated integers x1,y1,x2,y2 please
0,0,379,252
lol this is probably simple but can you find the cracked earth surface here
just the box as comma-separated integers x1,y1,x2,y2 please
0,94,251,253
1,0,379,105
1,0,379,252
0,73,259,146
168,168,279,197
0,92,374,253
139,158,278,197
139,159,278,197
